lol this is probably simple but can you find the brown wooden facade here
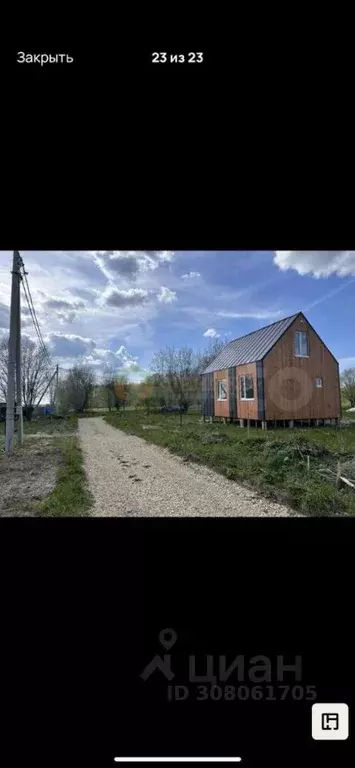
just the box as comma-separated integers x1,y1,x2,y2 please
205,314,341,424
213,369,229,418
235,362,259,420
263,315,340,421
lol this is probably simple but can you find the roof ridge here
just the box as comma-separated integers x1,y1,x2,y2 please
202,312,304,373
224,312,301,346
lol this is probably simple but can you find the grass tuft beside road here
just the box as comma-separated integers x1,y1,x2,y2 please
38,435,94,517
104,410,355,516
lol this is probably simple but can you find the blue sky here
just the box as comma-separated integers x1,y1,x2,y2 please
0,250,354,379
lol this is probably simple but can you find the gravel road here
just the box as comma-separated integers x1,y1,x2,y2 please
78,417,298,517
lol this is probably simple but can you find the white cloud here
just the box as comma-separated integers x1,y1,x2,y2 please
103,287,150,308
216,310,283,319
115,345,140,370
80,355,104,368
92,250,175,282
157,286,177,303
42,332,145,380
57,311,77,324
0,301,9,329
47,333,96,358
45,298,84,311
181,271,201,279
203,328,220,338
21,315,32,327
274,251,355,278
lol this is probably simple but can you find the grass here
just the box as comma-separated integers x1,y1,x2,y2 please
104,410,355,517
1,414,93,516
0,413,79,437
37,435,94,517
343,408,355,419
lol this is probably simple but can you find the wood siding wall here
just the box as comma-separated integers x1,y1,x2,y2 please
235,362,259,420
213,369,230,417
201,372,215,417
263,316,340,420
228,367,237,418
212,363,259,419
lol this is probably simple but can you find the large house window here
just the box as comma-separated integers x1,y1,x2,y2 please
217,379,227,400
315,377,323,388
294,330,309,357
240,375,254,400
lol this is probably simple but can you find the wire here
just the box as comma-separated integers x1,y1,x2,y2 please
18,255,52,365
21,278,51,366
22,275,49,359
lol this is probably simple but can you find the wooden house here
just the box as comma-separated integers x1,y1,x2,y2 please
201,312,341,428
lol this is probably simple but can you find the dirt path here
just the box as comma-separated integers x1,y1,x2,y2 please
78,417,298,517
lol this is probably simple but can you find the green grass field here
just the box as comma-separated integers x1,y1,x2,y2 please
104,410,355,516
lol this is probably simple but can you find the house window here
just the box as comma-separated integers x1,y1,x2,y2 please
240,375,254,400
315,377,323,388
217,379,227,400
294,330,309,357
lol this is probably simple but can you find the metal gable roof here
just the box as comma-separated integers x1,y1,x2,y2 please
202,313,300,374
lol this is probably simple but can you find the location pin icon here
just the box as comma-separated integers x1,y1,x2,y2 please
159,628,177,650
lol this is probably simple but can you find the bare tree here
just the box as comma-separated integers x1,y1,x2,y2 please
149,338,228,421
151,346,198,426
103,366,117,411
0,334,52,419
196,336,227,373
88,370,131,412
21,338,52,417
56,364,96,414
341,368,355,408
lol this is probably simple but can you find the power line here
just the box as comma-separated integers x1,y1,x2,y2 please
18,255,52,364
21,273,49,360
21,276,45,353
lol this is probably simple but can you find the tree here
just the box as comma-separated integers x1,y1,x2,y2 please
195,337,227,374
0,334,52,419
114,375,129,411
151,346,198,426
341,368,355,408
138,378,154,414
103,367,117,411
56,364,96,414
148,338,229,421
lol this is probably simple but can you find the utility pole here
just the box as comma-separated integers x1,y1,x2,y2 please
15,252,23,445
5,251,22,456
36,366,58,409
